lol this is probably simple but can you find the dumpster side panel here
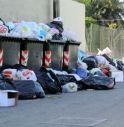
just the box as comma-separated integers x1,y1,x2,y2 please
69,45,79,69
27,43,43,70
3,41,20,65
50,44,63,70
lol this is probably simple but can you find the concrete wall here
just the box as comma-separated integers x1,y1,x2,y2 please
59,0,86,51
0,0,53,22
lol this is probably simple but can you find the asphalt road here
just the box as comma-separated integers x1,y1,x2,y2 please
0,82,124,127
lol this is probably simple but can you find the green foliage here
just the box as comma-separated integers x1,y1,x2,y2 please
75,0,124,28
85,16,97,27
76,0,92,5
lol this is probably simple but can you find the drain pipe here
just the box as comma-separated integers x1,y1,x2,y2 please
53,0,60,18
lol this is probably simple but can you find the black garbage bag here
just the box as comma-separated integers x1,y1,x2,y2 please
117,60,124,71
12,64,28,70
48,20,64,40
56,74,83,91
0,78,16,90
83,56,98,70
77,74,115,90
0,74,45,99
35,67,61,94
48,21,64,33
0,74,16,90
102,54,116,66
56,74,77,86
52,34,63,40
12,80,45,99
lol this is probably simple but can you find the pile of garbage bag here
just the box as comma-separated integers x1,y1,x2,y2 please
0,58,116,100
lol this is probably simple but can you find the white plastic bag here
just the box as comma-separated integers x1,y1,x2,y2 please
3,69,17,79
62,82,78,93
17,69,37,81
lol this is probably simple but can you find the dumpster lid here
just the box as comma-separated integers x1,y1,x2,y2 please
50,40,81,45
68,41,81,45
50,40,65,44
0,35,44,43
0,35,81,45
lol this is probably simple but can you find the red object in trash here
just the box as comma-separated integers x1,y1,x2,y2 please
3,71,12,78
102,68,110,76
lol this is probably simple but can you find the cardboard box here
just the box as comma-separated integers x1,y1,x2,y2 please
0,90,18,107
111,71,124,82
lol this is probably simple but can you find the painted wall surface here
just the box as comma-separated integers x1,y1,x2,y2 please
0,0,53,22
59,0,86,50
